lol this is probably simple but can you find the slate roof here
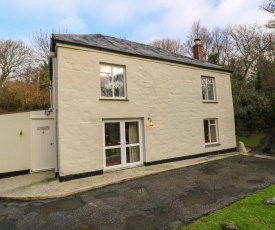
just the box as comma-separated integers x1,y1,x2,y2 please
52,34,231,73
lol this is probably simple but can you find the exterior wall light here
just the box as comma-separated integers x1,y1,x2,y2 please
148,117,153,126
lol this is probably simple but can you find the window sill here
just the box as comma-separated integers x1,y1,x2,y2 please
205,143,221,147
99,98,129,101
202,101,218,103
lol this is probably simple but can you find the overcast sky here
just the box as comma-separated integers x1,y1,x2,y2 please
0,0,270,44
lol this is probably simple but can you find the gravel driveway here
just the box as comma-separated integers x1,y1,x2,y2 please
1,155,275,230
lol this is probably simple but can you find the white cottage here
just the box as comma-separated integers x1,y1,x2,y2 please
49,34,235,181
0,34,236,181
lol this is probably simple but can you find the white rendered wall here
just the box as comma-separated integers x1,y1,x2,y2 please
0,112,30,173
55,44,236,176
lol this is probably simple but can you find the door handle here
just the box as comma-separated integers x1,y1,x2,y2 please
50,143,54,145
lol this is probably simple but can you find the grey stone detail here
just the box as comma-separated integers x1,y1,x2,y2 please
264,197,275,205
222,222,239,230
238,141,248,153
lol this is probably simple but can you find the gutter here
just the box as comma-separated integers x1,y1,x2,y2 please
49,47,60,175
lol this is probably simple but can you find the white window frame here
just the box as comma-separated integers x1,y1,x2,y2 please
201,76,216,101
204,119,219,145
102,119,143,171
100,63,126,99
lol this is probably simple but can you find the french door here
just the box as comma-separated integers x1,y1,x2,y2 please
103,119,143,170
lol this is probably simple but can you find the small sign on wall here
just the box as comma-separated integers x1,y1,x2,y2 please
37,126,50,130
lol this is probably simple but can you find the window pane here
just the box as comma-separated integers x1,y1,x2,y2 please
113,67,124,97
210,120,215,124
105,123,120,146
204,120,209,143
201,78,207,100
126,146,140,163
106,148,121,166
100,73,113,97
202,77,215,100
207,78,213,84
210,125,217,143
100,65,112,73
125,122,139,144
207,84,214,100
202,87,207,100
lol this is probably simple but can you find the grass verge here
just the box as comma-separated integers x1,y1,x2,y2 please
181,184,275,230
236,133,265,148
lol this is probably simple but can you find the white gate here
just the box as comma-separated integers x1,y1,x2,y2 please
31,118,55,172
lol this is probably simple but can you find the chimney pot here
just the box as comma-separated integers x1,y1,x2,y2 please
194,38,201,45
193,38,204,61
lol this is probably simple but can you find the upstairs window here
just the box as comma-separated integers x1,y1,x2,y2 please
201,77,216,101
204,119,219,145
100,64,126,98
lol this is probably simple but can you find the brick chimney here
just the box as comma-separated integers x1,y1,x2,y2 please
193,38,203,61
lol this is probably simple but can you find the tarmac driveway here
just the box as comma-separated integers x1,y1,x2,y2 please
1,155,275,230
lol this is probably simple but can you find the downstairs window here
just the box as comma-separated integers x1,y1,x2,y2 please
204,119,219,145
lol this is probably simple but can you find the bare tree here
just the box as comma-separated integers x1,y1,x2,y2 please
228,24,275,80
183,20,233,65
31,29,52,65
184,20,213,59
0,39,32,86
31,29,68,86
209,27,227,65
261,0,275,28
18,64,39,84
149,38,184,55
31,29,55,88
31,29,68,64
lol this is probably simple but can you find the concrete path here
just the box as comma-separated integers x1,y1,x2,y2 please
242,152,275,160
0,152,239,200
1,154,275,230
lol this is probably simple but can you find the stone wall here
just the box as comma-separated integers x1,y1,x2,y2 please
0,112,30,173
